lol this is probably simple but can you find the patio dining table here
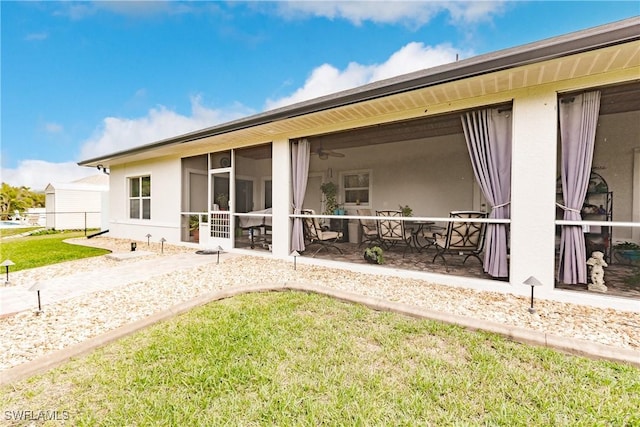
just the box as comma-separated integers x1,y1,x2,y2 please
406,220,443,252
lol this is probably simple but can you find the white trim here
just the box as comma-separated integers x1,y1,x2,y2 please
126,173,152,220
338,169,373,209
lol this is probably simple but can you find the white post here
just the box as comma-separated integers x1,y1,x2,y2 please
270,138,291,258
510,90,558,296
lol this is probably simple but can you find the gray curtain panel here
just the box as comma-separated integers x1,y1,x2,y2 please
291,138,310,252
461,108,512,278
557,91,601,284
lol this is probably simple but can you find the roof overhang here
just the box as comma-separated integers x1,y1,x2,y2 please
79,16,640,168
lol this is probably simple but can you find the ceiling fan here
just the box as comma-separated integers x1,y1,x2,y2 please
313,146,345,160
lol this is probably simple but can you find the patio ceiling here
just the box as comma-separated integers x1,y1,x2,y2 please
80,20,640,167
308,80,640,154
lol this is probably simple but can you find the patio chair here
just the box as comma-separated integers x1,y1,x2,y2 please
301,209,343,257
375,210,413,257
357,208,379,247
432,211,488,272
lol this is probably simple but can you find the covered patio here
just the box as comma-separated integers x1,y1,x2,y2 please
283,81,639,301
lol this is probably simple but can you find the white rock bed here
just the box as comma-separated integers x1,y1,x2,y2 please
1,238,638,372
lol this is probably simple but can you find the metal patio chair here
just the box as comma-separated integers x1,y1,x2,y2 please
357,208,380,247
375,210,413,257
432,210,488,272
301,209,343,257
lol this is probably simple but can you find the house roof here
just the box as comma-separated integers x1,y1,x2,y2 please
45,174,109,193
72,174,110,186
79,16,640,168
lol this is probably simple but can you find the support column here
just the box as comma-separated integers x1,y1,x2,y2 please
510,90,558,296
270,138,292,259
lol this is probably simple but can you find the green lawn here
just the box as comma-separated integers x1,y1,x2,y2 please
0,231,110,272
0,226,41,238
3,292,638,426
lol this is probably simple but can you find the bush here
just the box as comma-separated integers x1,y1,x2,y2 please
364,246,384,264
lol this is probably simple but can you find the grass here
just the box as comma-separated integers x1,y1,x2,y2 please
0,226,41,238
0,231,110,272
2,292,638,426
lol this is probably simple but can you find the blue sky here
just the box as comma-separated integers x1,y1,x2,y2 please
2,1,638,190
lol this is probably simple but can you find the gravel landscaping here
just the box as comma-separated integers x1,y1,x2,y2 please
1,237,638,372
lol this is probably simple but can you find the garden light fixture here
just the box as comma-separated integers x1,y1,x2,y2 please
28,282,44,314
1,259,15,285
290,251,300,270
523,276,543,314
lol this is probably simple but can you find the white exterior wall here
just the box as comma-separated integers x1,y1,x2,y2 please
45,193,55,229
108,157,183,243
45,187,106,230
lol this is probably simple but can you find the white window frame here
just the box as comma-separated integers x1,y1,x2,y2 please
339,169,372,208
129,175,151,220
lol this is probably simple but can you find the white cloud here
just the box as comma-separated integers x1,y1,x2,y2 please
45,122,63,134
265,42,468,110
5,40,471,190
79,95,254,160
276,1,506,27
3,97,253,190
1,160,99,192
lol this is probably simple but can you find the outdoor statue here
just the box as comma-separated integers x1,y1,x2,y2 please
586,251,608,293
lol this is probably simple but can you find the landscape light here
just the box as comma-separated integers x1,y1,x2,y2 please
1,260,15,285
290,251,300,270
523,276,543,314
28,282,45,314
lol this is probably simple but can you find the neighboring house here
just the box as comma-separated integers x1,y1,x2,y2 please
79,18,639,311
45,175,109,230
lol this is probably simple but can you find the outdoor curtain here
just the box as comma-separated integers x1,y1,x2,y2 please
461,108,512,278
291,138,310,252
557,91,601,284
